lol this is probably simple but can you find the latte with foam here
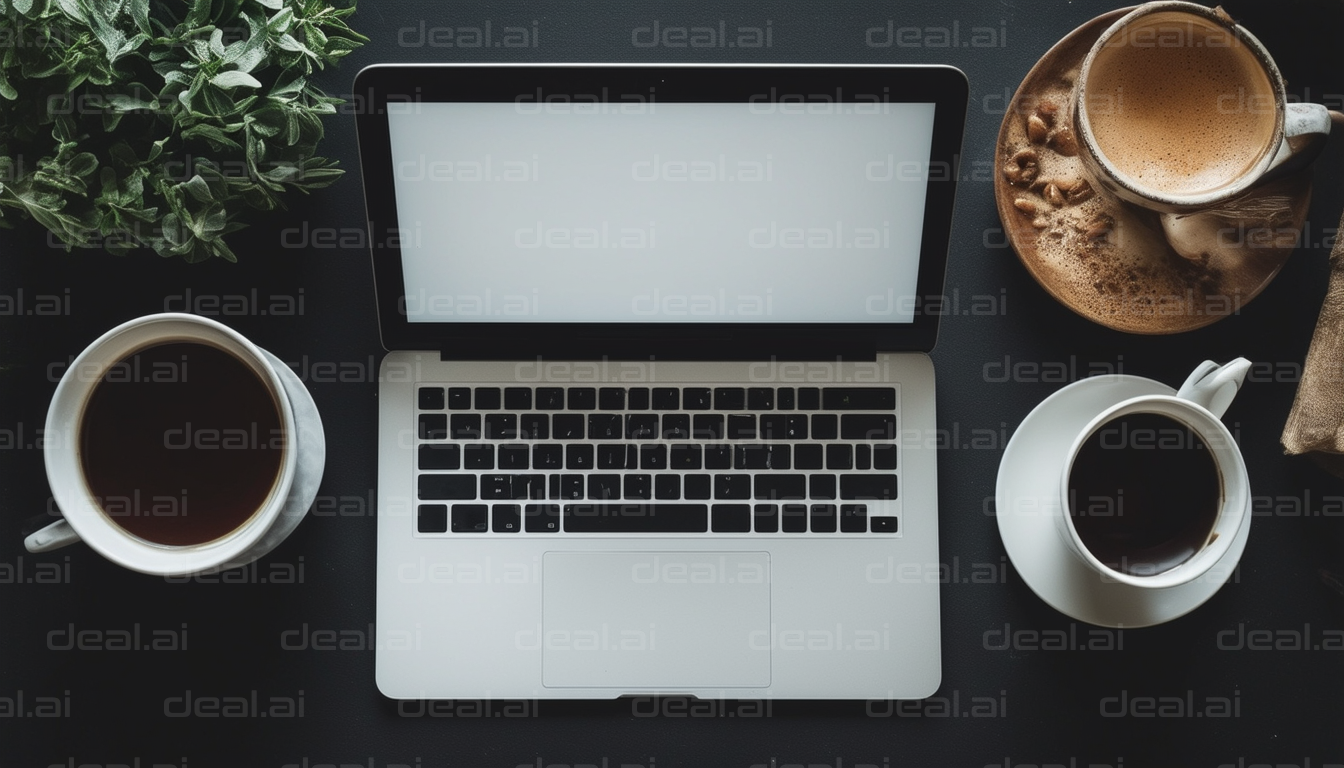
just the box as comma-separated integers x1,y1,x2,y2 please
1083,11,1278,198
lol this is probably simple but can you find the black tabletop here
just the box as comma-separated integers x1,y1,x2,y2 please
3,1,1343,765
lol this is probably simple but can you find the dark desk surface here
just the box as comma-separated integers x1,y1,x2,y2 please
3,1,1343,765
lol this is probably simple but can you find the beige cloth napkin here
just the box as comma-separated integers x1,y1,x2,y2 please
1282,204,1344,474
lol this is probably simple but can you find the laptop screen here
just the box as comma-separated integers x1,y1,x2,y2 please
387,102,935,324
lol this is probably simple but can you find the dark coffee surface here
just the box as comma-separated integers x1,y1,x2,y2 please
1068,412,1221,575
79,342,283,546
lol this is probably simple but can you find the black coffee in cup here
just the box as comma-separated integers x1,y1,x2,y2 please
78,341,284,546
1067,412,1221,576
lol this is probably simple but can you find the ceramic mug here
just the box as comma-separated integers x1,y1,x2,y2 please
24,313,323,577
1073,1,1332,215
1056,358,1252,589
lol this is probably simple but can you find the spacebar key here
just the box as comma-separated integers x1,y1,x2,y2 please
564,504,709,532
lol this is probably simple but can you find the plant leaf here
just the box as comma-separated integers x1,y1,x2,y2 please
210,70,262,89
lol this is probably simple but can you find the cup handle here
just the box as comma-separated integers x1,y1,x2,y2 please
1263,103,1332,177
1176,357,1252,419
24,520,80,553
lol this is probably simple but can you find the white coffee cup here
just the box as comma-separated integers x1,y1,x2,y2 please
1056,358,1252,589
24,313,321,577
1074,1,1332,214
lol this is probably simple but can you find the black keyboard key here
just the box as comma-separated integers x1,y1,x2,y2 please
481,474,538,501
493,504,522,532
597,444,635,469
624,474,652,500
684,474,711,500
464,445,494,470
417,504,448,533
566,444,594,470
693,414,724,440
714,474,751,500
498,445,529,469
727,414,756,439
628,388,650,410
626,414,659,440
485,413,518,439
842,414,897,440
563,504,708,533
655,475,680,500
735,444,790,470
419,474,475,500
871,516,899,533
705,445,733,469
812,414,838,440
810,504,837,533
798,387,821,410
419,387,445,410
670,444,703,470
841,474,898,500
450,414,481,439
777,388,795,411
748,388,774,410
661,414,690,439
714,387,746,410
754,475,806,500
537,387,565,410
840,504,868,533
856,444,872,470
553,414,584,439
588,414,623,440
419,444,460,470
712,504,751,533
599,387,626,410
419,414,447,440
557,475,584,500
683,388,712,410
753,504,779,533
810,474,837,500
826,444,853,470
873,444,898,470
452,504,489,533
525,504,560,532
520,414,549,440
759,415,807,440
588,474,621,500
533,444,563,470
448,387,471,410
504,387,532,410
640,444,668,470
474,387,501,410
568,388,596,410
794,444,823,470
782,504,808,532
824,387,896,410
652,388,680,410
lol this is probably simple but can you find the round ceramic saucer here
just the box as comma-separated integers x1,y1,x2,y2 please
995,375,1251,628
993,9,1310,334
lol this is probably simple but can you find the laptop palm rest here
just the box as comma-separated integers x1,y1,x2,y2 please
542,551,771,689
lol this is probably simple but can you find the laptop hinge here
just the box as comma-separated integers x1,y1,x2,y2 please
437,338,877,362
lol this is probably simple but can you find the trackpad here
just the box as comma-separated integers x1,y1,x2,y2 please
542,552,771,689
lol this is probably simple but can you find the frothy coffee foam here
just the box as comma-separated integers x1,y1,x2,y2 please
1084,14,1277,197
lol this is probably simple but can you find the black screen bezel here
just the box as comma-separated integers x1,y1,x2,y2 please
354,64,967,359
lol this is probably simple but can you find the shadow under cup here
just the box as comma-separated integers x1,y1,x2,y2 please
77,339,287,547
1065,410,1225,578
1080,7,1281,202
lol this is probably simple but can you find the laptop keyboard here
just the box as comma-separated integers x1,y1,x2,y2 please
413,385,901,536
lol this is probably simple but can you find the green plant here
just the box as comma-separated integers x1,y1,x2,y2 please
0,0,366,262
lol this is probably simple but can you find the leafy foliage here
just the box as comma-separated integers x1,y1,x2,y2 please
0,0,366,261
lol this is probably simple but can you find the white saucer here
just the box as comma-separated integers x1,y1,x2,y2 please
995,375,1251,628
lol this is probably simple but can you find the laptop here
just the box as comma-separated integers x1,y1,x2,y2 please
355,64,967,700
